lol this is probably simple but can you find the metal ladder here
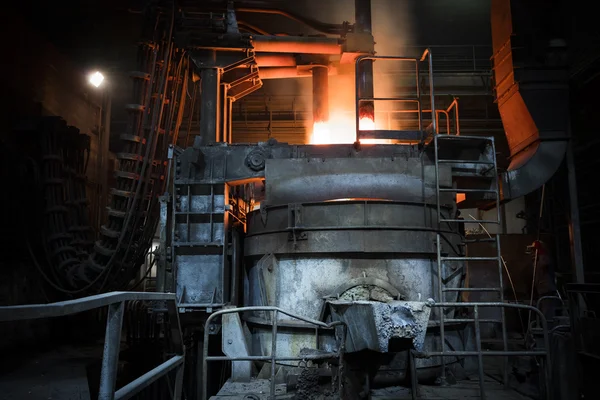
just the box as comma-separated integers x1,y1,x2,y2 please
431,132,509,397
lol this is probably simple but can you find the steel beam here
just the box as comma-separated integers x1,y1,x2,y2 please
99,302,125,400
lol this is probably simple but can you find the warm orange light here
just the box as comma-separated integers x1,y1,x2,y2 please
457,193,466,203
310,121,333,144
359,116,376,131
310,112,392,145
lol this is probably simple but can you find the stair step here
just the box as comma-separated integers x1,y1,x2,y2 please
438,159,495,165
439,188,497,193
441,256,499,261
173,241,223,247
435,135,495,142
440,219,499,224
443,287,501,292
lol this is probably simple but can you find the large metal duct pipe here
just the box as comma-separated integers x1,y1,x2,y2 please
491,0,569,199
355,0,375,121
312,66,329,123
258,67,307,79
251,35,342,54
254,54,297,67
258,66,338,80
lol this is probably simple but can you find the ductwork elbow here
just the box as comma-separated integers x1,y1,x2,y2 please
500,140,567,199
492,0,569,201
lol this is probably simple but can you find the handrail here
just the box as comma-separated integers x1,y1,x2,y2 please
354,49,435,142
414,302,552,400
202,306,346,400
0,291,184,400
0,291,176,321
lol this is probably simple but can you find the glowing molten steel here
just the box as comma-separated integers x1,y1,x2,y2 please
310,113,391,145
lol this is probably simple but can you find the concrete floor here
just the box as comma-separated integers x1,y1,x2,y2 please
1,346,538,400
0,345,99,400
371,377,533,399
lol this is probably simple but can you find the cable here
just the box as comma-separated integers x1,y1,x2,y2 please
467,214,526,337
527,184,546,331
128,256,157,291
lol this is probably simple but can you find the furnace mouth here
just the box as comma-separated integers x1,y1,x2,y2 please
339,284,396,303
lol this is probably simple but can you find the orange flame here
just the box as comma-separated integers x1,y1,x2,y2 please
310,112,392,145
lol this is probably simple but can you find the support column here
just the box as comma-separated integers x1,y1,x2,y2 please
312,66,329,123
99,302,125,400
199,51,221,145
355,0,374,121
221,83,229,143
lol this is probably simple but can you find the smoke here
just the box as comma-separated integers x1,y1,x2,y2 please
251,0,415,143
299,0,416,142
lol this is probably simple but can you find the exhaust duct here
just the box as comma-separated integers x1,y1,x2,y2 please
491,0,569,199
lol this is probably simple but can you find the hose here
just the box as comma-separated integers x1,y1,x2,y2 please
33,0,187,295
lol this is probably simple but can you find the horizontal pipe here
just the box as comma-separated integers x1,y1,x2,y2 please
255,54,296,67
258,66,337,80
258,67,305,79
251,35,341,54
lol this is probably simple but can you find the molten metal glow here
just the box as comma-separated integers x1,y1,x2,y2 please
310,112,392,145
359,116,375,131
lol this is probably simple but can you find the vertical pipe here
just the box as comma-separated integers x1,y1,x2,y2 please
416,61,422,134
312,66,329,123
427,50,437,134
355,0,374,122
221,84,229,143
566,141,585,284
200,51,221,145
228,98,233,143
99,302,125,400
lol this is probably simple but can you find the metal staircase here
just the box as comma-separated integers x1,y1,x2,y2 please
430,132,510,395
352,48,552,400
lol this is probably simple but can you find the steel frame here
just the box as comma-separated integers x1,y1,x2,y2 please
410,302,552,400
0,291,185,400
354,49,435,142
202,306,347,400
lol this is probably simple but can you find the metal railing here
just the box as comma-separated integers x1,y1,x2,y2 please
354,49,435,142
0,291,184,400
410,302,552,400
202,306,346,400
405,45,493,73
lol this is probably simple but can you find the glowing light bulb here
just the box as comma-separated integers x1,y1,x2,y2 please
89,71,105,88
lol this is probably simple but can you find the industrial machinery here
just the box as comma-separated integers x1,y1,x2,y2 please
150,0,565,399
1,0,572,399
